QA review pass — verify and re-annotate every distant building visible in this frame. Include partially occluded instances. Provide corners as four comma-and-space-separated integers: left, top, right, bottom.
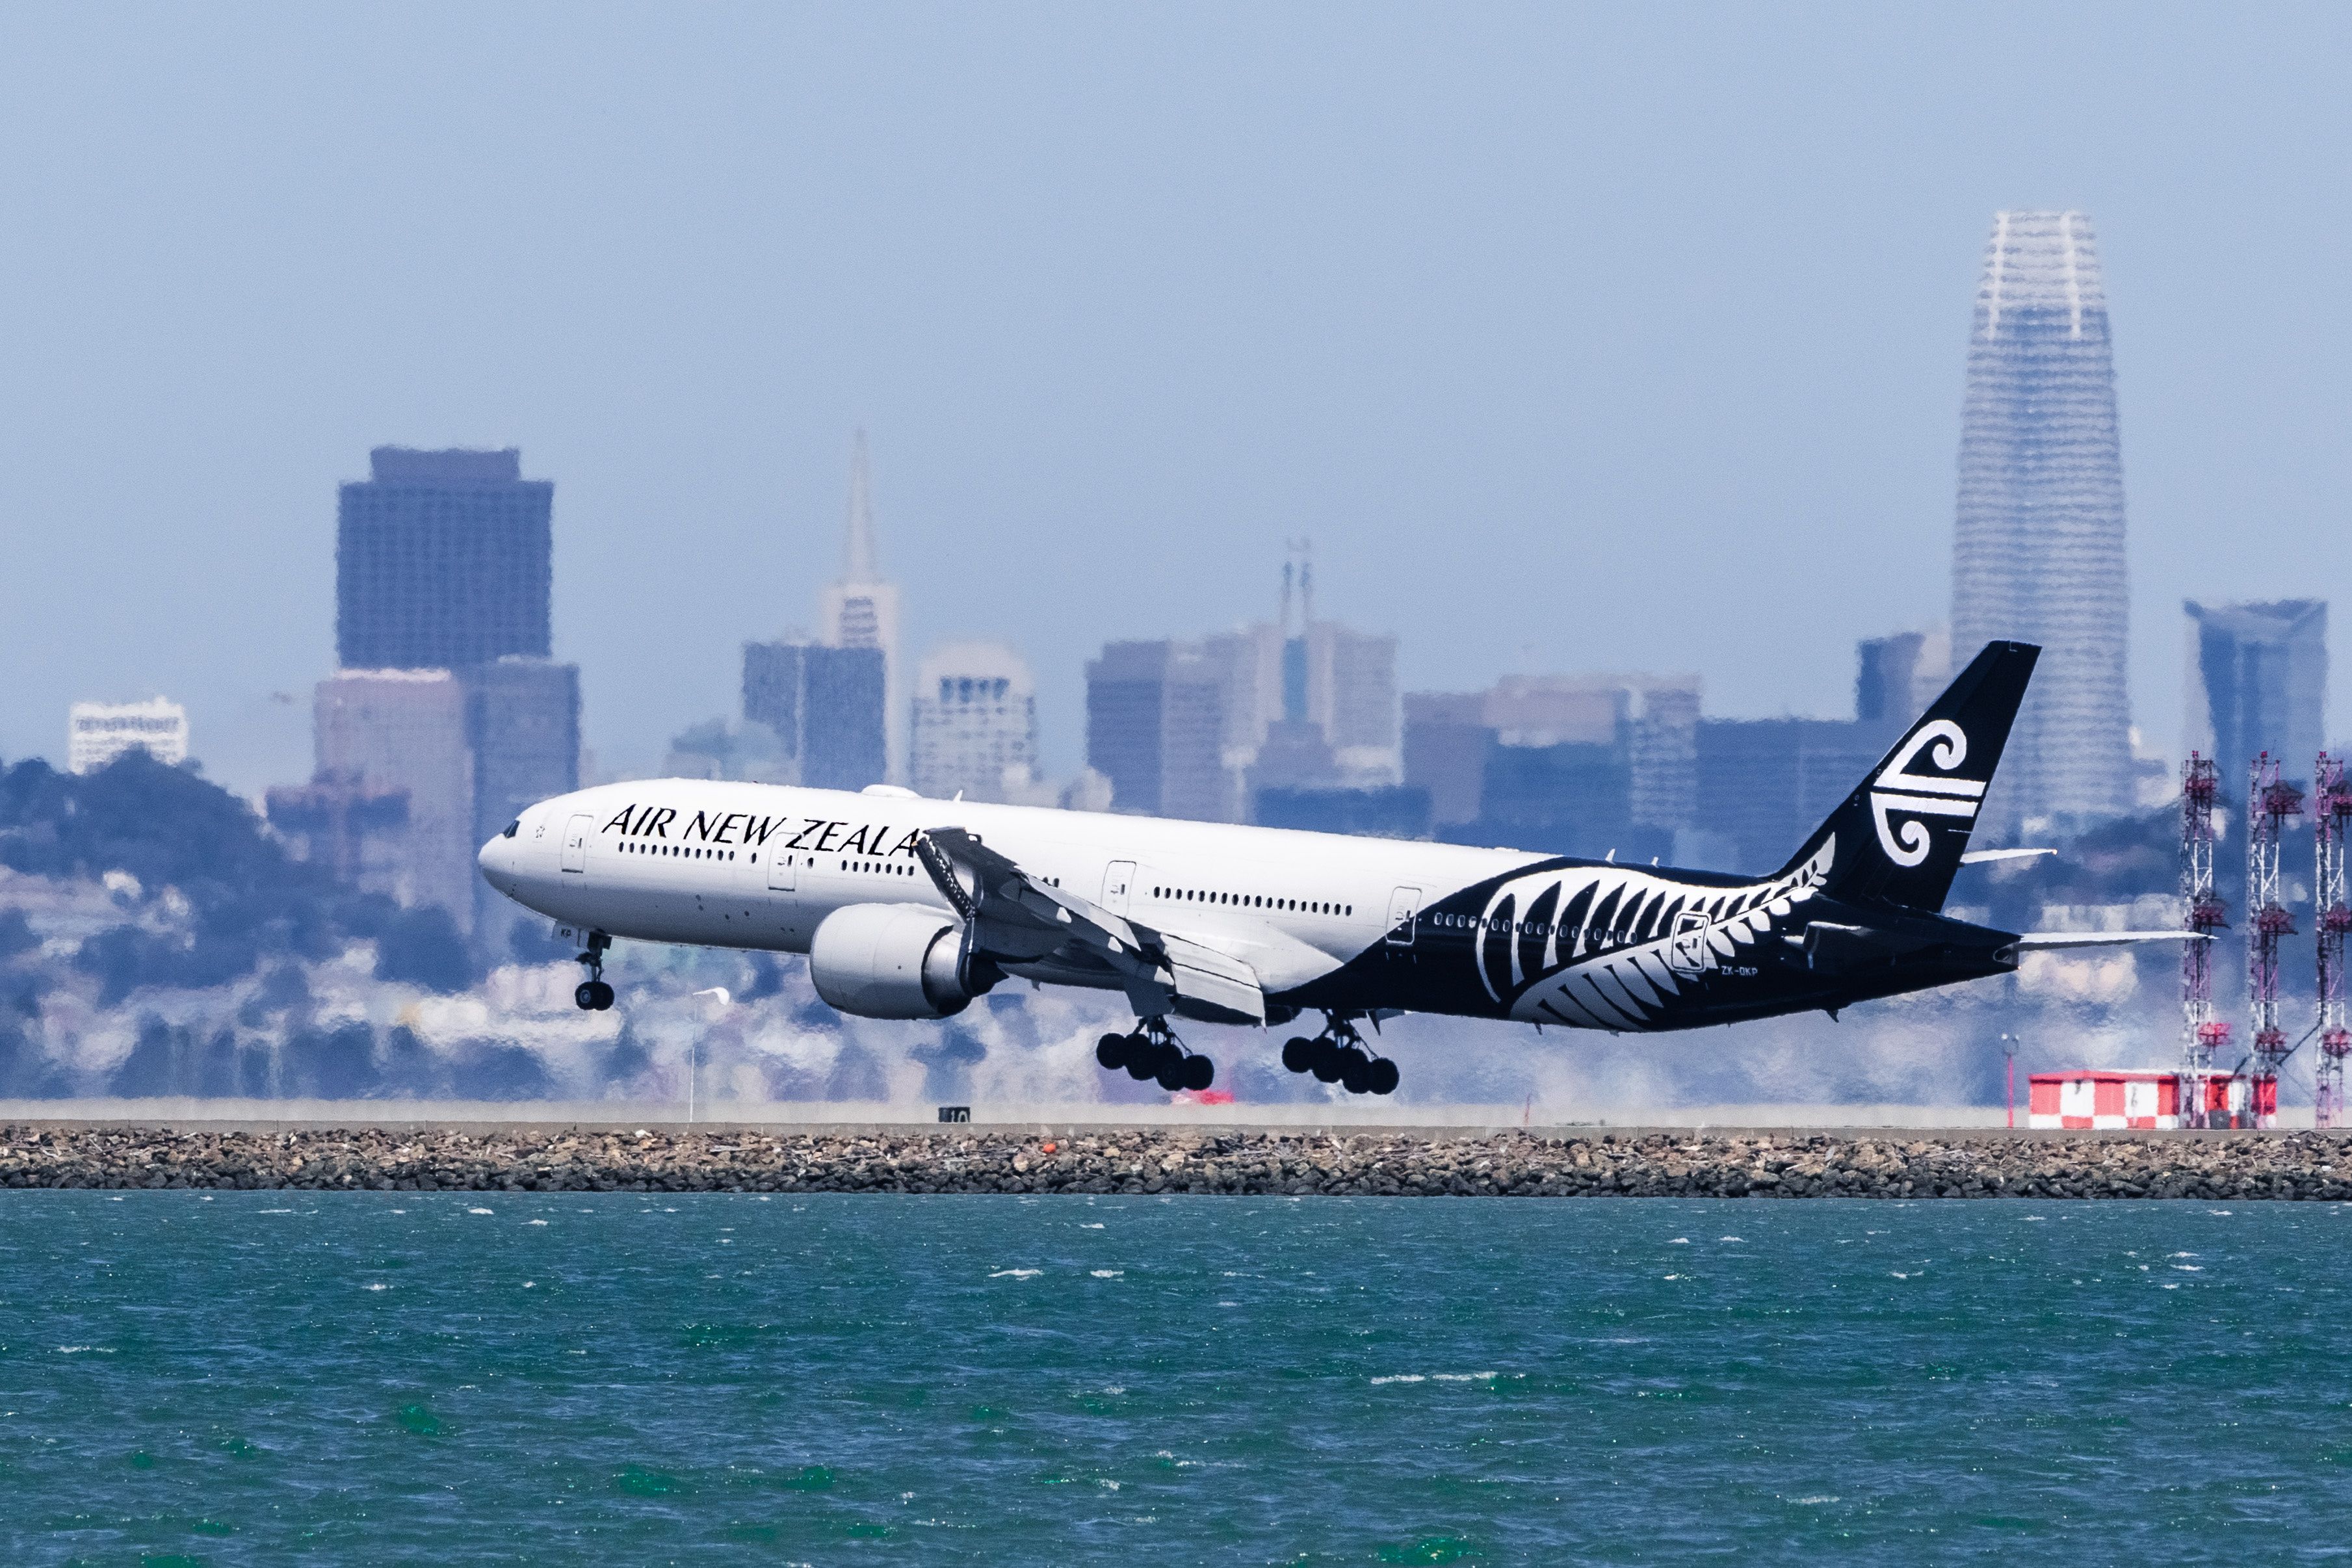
1695, 717, 1886, 875
911, 642, 1041, 802
1403, 672, 1699, 857
1856, 628, 1951, 727
742, 640, 887, 792
466, 656, 581, 941
814, 432, 904, 783
2185, 599, 2327, 781
1211, 549, 1401, 789
1253, 785, 1431, 841
308, 670, 477, 928
336, 447, 553, 671
1952, 211, 2134, 833
1402, 692, 1491, 830
1086, 640, 1231, 821
68, 698, 188, 774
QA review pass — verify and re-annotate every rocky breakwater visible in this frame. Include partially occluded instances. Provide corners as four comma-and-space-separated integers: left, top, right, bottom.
1, 1127, 2351, 1198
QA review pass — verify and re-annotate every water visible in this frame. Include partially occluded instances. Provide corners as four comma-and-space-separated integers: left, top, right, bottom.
2, 1194, 2346, 1564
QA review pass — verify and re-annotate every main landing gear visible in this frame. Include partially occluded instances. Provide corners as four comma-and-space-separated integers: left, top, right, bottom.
1282, 1015, 1398, 1095
573, 930, 615, 1012
1096, 1018, 1214, 1093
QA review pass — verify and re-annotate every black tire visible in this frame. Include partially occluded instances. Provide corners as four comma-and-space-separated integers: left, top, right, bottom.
1339, 1049, 1372, 1094
1281, 1036, 1316, 1073
1181, 1054, 1214, 1092
1125, 1034, 1160, 1080
1309, 1039, 1346, 1083
1154, 1057, 1188, 1091
1366, 1057, 1400, 1096
575, 981, 599, 1012
1096, 1032, 1130, 1070
590, 980, 616, 1011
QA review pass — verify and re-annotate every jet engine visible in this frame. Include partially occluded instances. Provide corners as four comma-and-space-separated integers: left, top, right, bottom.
809, 903, 998, 1020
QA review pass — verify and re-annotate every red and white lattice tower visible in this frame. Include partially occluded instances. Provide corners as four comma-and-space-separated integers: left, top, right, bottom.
2180, 753, 2229, 1127
2247, 752, 2303, 1130
2314, 753, 2352, 1129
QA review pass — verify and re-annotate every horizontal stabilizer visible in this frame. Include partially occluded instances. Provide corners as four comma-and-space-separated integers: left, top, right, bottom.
1959, 847, 2056, 866
2000, 931, 2206, 958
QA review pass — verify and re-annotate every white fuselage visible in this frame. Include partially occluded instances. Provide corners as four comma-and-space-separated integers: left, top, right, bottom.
477, 779, 1543, 1002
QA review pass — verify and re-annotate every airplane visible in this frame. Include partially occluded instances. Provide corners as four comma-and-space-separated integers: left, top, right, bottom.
476, 640, 2188, 1096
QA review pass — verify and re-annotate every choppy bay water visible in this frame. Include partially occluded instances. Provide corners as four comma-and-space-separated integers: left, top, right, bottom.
3, 1195, 2347, 1564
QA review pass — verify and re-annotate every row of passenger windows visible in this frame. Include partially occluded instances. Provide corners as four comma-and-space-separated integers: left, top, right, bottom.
622, 842, 737, 861
1435, 912, 1619, 940
1153, 885, 1351, 918
842, 859, 916, 876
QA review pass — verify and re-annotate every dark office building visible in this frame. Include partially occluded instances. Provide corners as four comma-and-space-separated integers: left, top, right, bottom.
2185, 599, 2327, 784
1403, 692, 1495, 829
468, 657, 581, 848
743, 641, 887, 791
1253, 785, 1431, 841
1085, 640, 1231, 820
337, 447, 553, 670
1694, 718, 1888, 875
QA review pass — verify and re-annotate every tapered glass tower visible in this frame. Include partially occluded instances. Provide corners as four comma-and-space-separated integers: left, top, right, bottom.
1952, 210, 2133, 833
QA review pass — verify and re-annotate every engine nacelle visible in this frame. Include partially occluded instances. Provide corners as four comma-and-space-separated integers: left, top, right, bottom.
809, 903, 993, 1020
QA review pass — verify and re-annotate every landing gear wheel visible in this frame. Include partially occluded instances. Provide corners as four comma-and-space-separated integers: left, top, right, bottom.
1281, 1036, 1316, 1073
573, 930, 614, 1012
1338, 1047, 1373, 1094
1180, 1054, 1214, 1092
1309, 1038, 1346, 1083
1096, 1032, 1130, 1070
1366, 1057, 1400, 1096
1124, 1034, 1160, 1080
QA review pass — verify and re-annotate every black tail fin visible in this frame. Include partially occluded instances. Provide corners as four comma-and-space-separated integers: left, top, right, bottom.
1775, 640, 2039, 912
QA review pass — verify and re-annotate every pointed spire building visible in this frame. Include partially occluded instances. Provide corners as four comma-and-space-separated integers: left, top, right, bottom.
816, 430, 905, 781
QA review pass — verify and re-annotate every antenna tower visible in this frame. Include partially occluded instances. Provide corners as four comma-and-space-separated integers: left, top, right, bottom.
2315, 753, 2352, 1129
2179, 753, 2228, 1127
2247, 752, 2303, 1130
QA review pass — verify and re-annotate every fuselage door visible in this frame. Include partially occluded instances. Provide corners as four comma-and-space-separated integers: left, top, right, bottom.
1668, 911, 1709, 976
560, 813, 594, 874
1385, 885, 1423, 947
766, 847, 798, 892
1102, 860, 1136, 918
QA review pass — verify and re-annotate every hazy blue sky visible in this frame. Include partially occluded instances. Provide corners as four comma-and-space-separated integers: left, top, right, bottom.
3, 3, 2347, 794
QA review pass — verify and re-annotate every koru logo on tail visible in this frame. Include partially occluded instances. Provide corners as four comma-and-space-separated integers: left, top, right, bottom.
1870, 720, 1983, 867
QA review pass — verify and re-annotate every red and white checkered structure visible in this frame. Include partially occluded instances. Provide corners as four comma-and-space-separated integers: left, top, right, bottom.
2028, 1069, 2252, 1130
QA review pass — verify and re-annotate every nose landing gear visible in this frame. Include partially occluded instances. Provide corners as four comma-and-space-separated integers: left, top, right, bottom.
573, 930, 615, 1012
1281, 1014, 1398, 1095
1095, 1017, 1214, 1092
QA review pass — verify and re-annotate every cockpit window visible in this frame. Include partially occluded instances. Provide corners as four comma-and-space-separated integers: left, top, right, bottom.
503, 820, 521, 839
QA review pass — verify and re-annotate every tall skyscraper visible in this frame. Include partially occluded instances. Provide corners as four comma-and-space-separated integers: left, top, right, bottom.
911, 642, 1041, 802
2185, 599, 2327, 783
1952, 211, 2134, 832
337, 448, 553, 670
304, 446, 579, 948
815, 432, 904, 783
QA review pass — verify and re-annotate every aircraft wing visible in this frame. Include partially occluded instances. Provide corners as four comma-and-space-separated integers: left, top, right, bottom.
913, 827, 1266, 1025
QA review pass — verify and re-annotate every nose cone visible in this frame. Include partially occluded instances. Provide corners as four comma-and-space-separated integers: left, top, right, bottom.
478, 833, 517, 893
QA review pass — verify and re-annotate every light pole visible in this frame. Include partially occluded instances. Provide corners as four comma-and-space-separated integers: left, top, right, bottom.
2000, 1032, 2020, 1129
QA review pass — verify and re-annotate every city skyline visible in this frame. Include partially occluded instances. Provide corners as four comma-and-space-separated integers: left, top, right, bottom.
4, 8, 2350, 798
